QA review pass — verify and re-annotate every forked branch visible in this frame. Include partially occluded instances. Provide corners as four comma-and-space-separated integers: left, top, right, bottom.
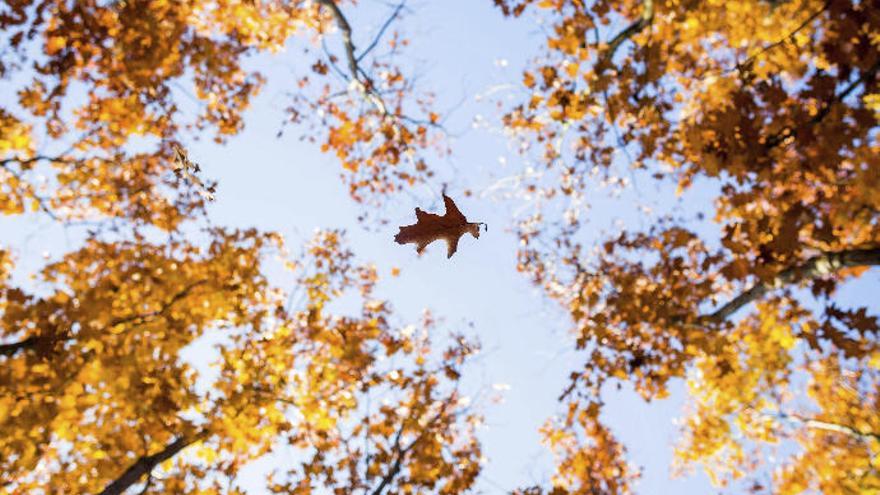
368, 401, 452, 495
315, 0, 391, 115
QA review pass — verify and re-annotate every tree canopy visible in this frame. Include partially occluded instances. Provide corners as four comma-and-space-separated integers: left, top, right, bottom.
1, 0, 878, 493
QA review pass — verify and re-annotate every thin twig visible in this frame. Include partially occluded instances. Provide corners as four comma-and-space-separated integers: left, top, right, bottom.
732, 0, 831, 76
315, 0, 389, 115
0, 155, 66, 220
357, 1, 407, 63
764, 59, 880, 149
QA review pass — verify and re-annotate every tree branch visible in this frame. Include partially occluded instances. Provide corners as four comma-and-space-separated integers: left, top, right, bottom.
704, 248, 880, 324
0, 155, 67, 220
776, 412, 880, 443
598, 0, 654, 70
370, 422, 407, 495
368, 401, 452, 495
315, 0, 389, 115
0, 280, 207, 359
0, 154, 72, 168
357, 1, 406, 63
0, 336, 42, 358
99, 430, 207, 495
764, 59, 880, 149
733, 0, 831, 77
316, 0, 358, 80
107, 279, 208, 330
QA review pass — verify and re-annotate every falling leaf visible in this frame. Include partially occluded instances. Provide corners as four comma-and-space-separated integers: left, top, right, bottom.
394, 194, 485, 258
173, 145, 216, 201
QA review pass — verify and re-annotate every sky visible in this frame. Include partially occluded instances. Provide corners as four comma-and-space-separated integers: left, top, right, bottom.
4, 0, 877, 493
0, 0, 711, 492
176, 1, 717, 491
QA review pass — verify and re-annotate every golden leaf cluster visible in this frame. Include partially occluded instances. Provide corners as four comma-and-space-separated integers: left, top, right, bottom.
498, 0, 880, 491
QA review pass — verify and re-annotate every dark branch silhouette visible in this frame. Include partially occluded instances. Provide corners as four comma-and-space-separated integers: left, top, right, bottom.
369, 402, 452, 495
764, 59, 880, 149
357, 1, 407, 63
0, 336, 42, 358
99, 431, 207, 495
704, 248, 880, 324
0, 280, 207, 359
598, 0, 654, 70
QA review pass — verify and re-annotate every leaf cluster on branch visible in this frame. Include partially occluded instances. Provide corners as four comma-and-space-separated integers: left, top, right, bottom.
496, 0, 880, 491
0, 1, 477, 493
1, 0, 879, 493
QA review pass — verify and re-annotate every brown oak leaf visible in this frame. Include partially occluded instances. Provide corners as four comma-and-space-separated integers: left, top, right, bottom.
394, 194, 485, 258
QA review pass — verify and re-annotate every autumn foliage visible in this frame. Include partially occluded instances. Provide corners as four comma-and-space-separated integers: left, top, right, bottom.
497, 0, 880, 492
1, 1, 472, 493
2, 0, 879, 493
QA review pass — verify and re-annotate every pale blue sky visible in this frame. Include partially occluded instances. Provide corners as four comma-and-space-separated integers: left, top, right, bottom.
4, 0, 877, 493
176, 1, 717, 491
0, 0, 713, 492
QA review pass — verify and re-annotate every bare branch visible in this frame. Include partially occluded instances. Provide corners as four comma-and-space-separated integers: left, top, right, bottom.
704, 248, 880, 324
357, 1, 407, 63
315, 0, 389, 115
315, 0, 359, 78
